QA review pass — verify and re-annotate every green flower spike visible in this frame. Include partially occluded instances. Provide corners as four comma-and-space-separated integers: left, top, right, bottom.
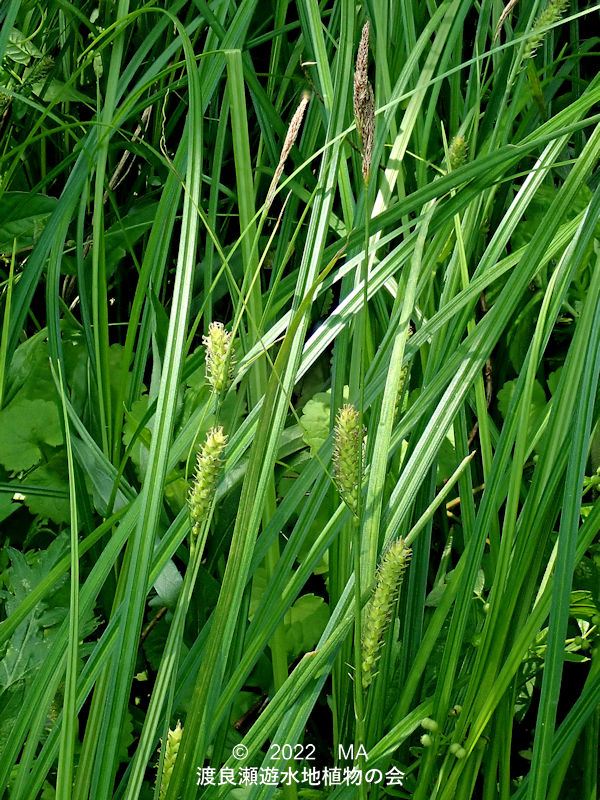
157, 721, 183, 800
333, 404, 365, 517
203, 321, 235, 394
188, 426, 228, 538
361, 539, 411, 689
394, 326, 413, 422
448, 135, 468, 170
521, 0, 569, 65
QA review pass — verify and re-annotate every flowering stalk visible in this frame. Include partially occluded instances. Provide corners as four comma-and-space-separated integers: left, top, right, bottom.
333, 404, 365, 517
157, 721, 183, 800
265, 93, 310, 210
362, 539, 411, 689
188, 427, 227, 544
448, 135, 468, 171
333, 401, 368, 799
353, 21, 375, 185
203, 321, 235, 395
394, 326, 413, 423
521, 0, 569, 66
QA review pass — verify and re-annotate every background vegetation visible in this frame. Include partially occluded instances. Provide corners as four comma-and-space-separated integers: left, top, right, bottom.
1, 0, 600, 798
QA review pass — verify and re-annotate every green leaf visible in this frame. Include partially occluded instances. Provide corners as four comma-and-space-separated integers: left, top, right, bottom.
151, 559, 183, 612
295, 502, 331, 577
0, 682, 26, 756
497, 378, 547, 444
0, 193, 57, 253
250, 575, 328, 659
108, 344, 131, 424
248, 568, 268, 622
300, 391, 331, 456
122, 396, 152, 478
437, 428, 459, 483
21, 455, 70, 524
0, 539, 69, 690
425, 573, 453, 608
569, 590, 598, 621
141, 620, 169, 672
117, 710, 134, 764
97, 203, 158, 280
473, 568, 485, 598
0, 493, 18, 524
547, 367, 563, 396
3, 334, 56, 405
5, 29, 43, 65
508, 297, 542, 372
163, 475, 189, 516
512, 184, 600, 282
0, 398, 63, 471
299, 388, 349, 457
282, 594, 329, 660
31, 78, 91, 105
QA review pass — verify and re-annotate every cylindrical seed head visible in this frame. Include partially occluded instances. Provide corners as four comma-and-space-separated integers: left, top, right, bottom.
188, 427, 228, 537
333, 404, 365, 517
361, 539, 411, 689
158, 721, 183, 800
203, 321, 235, 394
448, 135, 468, 170
521, 0, 569, 65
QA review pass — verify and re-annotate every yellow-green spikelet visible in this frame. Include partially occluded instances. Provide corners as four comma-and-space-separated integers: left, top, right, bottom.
158, 721, 183, 800
521, 0, 569, 65
393, 326, 413, 422
333, 404, 364, 517
448, 135, 468, 171
203, 321, 235, 394
188, 427, 227, 537
362, 539, 411, 689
